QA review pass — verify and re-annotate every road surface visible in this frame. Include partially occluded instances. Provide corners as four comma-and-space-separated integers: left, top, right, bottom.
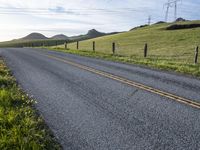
1, 48, 200, 150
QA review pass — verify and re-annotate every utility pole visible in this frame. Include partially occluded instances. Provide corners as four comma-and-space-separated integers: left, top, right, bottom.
148, 16, 151, 25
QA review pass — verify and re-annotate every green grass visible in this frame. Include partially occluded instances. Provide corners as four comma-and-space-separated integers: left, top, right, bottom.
47, 21, 200, 77
0, 39, 66, 48
56, 21, 200, 63
43, 47, 200, 77
0, 58, 61, 149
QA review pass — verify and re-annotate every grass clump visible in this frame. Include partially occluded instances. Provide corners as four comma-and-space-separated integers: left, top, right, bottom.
0, 58, 61, 150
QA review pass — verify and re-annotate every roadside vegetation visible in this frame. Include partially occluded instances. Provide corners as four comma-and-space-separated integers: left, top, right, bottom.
63, 20, 200, 59
45, 47, 200, 78
0, 57, 61, 149
0, 39, 66, 48
47, 20, 200, 77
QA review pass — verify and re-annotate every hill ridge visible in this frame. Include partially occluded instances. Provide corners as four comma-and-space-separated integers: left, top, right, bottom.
22, 32, 48, 40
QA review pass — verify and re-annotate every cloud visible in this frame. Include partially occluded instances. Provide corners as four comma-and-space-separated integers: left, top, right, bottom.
0, 0, 199, 41
49, 6, 65, 13
48, 6, 89, 16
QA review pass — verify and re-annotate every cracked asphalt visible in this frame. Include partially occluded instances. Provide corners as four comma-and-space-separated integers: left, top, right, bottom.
1, 48, 200, 150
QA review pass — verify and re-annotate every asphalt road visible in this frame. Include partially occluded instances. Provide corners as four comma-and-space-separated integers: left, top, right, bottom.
1, 48, 200, 150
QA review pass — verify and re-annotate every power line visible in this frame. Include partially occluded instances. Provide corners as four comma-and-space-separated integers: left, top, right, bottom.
0, 6, 158, 18
0, 6, 141, 12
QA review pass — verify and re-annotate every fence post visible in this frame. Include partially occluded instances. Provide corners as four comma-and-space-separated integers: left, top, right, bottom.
77, 41, 79, 50
144, 43, 148, 57
112, 42, 115, 54
93, 41, 95, 52
195, 46, 199, 64
65, 42, 68, 50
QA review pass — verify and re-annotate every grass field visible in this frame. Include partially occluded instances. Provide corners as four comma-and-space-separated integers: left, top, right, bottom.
45, 47, 200, 77
0, 58, 61, 149
0, 39, 66, 48
56, 20, 200, 64
48, 21, 200, 77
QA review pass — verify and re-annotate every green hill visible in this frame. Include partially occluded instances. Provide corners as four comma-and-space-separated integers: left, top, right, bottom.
47, 20, 200, 77
67, 29, 119, 41
0, 39, 66, 48
51, 34, 68, 40
0, 29, 119, 48
58, 20, 200, 65
21, 33, 48, 40
0, 32, 67, 48
1, 20, 199, 76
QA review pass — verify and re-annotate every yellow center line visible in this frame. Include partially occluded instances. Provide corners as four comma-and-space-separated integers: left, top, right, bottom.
43, 53, 200, 109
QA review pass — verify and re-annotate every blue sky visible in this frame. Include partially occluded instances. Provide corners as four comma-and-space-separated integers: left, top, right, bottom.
0, 0, 199, 41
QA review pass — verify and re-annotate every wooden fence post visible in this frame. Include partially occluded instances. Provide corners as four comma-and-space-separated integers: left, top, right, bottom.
144, 43, 148, 57
195, 46, 199, 64
93, 41, 95, 52
112, 42, 115, 54
65, 42, 68, 50
77, 41, 79, 50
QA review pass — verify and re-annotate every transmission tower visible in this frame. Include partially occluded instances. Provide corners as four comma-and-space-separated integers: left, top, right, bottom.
174, 0, 182, 20
164, 0, 181, 22
164, 0, 172, 22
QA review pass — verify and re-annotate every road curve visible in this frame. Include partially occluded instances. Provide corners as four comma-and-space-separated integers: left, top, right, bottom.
1, 48, 200, 150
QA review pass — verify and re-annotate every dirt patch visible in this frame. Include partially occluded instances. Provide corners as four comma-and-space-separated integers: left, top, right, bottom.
166, 24, 200, 30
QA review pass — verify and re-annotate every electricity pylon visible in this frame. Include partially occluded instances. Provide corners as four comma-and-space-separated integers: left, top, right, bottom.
164, 0, 181, 22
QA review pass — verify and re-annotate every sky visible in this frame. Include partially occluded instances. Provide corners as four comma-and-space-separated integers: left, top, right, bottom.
0, 0, 199, 41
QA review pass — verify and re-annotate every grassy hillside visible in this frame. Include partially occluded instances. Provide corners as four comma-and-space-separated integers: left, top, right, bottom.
56, 20, 200, 64
0, 39, 66, 48
46, 20, 200, 77
0, 29, 119, 48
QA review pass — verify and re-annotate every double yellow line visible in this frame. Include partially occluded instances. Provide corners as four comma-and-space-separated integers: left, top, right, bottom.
44, 53, 200, 109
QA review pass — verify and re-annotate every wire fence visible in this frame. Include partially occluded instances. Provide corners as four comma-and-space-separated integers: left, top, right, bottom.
63, 40, 199, 65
